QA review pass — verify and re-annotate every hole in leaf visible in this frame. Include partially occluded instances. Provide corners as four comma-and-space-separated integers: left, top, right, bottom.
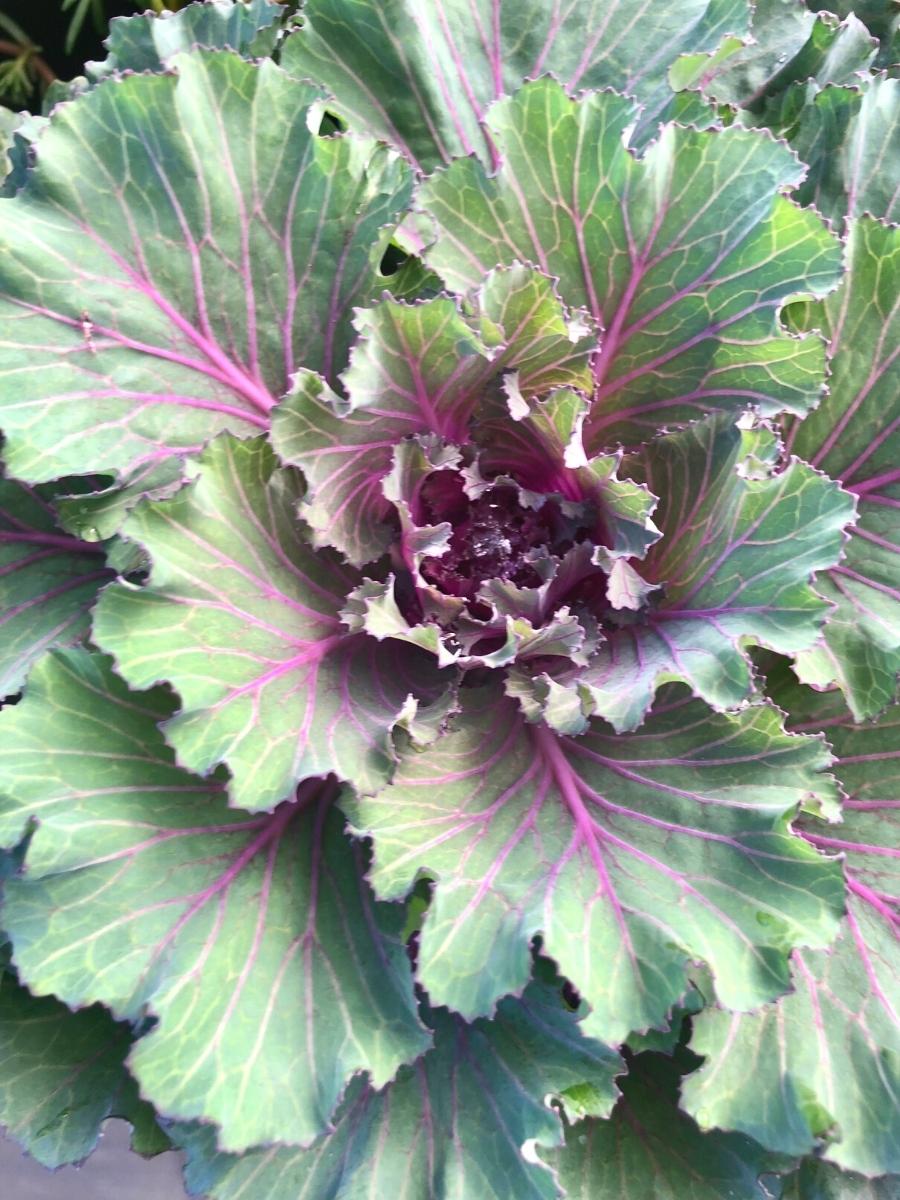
317, 109, 346, 136
380, 242, 409, 277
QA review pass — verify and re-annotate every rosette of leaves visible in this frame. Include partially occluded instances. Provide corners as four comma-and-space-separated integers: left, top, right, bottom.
0, 1, 898, 1198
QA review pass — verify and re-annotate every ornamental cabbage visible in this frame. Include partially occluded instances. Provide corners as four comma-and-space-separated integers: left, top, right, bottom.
0, 2, 897, 1198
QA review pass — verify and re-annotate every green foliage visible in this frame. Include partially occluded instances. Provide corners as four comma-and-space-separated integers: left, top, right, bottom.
0, 2, 897, 1198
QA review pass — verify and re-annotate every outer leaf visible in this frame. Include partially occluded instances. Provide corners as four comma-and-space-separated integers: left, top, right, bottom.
681, 680, 900, 1176
670, 0, 877, 115
577, 416, 854, 730
792, 76, 900, 229
421, 79, 842, 447
0, 477, 113, 697
778, 1159, 900, 1199
347, 679, 844, 1043
0, 648, 429, 1151
0, 108, 22, 168
93, 436, 446, 809
176, 975, 624, 1200
88, 0, 283, 79
273, 266, 594, 565
0, 968, 165, 1169
54, 458, 188, 543
0, 51, 410, 485
283, 0, 750, 171
786, 217, 900, 717
542, 1049, 780, 1200
807, 0, 900, 54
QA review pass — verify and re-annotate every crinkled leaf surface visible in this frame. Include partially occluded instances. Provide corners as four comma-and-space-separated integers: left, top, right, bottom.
471, 386, 661, 558
273, 266, 594, 564
176, 974, 623, 1200
0, 967, 165, 1169
347, 680, 844, 1043
0, 648, 429, 1151
541, 1049, 780, 1200
420, 79, 842, 447
0, 51, 410, 485
681, 679, 900, 1176
786, 217, 900, 717
791, 76, 899, 229
87, 0, 283, 80
0, 476, 113, 697
577, 416, 854, 730
283, 0, 750, 171
93, 436, 447, 809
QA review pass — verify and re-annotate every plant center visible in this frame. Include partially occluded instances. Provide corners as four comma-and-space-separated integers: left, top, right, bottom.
418, 473, 562, 602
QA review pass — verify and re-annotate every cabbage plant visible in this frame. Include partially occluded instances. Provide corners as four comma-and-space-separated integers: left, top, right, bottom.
0, 1, 897, 1197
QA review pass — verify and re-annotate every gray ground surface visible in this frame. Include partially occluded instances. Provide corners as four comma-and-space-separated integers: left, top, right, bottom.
0, 1121, 191, 1198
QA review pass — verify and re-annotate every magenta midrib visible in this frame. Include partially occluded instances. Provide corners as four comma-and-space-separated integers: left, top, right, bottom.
74, 219, 278, 416
0, 529, 106, 555
533, 720, 640, 957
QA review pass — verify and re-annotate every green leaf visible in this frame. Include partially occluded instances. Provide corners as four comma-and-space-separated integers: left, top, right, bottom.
670, 0, 877, 118
5, 1003, 167, 1169
88, 0, 284, 80
0, 51, 411, 487
273, 266, 594, 565
792, 76, 899, 229
785, 217, 900, 717
541, 1049, 781, 1200
577, 415, 854, 730
0, 648, 429, 1151
0, 967, 166, 1169
283, 0, 750, 171
0, 476, 113, 698
807, 0, 900, 57
54, 458, 188, 544
681, 679, 900, 1176
93, 435, 447, 809
777, 1159, 900, 1200
347, 679, 844, 1044
420, 78, 842, 447
176, 973, 624, 1200
472, 387, 661, 559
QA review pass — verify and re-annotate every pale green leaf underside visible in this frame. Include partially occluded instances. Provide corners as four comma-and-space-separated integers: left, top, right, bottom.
0, 648, 428, 1152
0, 51, 410, 486
349, 681, 843, 1044
177, 976, 623, 1200
787, 217, 900, 718
93, 436, 447, 809
420, 79, 841, 448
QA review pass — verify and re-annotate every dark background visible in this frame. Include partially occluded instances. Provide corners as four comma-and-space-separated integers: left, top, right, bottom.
1, 0, 135, 109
